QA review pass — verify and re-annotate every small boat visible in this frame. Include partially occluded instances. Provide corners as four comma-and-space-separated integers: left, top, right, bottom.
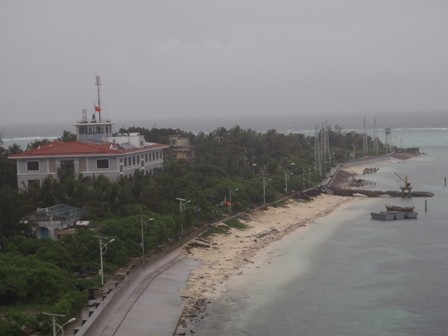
411, 191, 435, 197
392, 211, 406, 220
370, 211, 396, 221
385, 205, 415, 212
404, 211, 418, 219
371, 210, 418, 221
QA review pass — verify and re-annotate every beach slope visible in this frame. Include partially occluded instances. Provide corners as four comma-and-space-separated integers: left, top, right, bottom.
178, 194, 353, 332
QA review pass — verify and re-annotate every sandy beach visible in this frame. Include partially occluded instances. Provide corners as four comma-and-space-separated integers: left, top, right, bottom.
178, 193, 354, 330
177, 154, 415, 333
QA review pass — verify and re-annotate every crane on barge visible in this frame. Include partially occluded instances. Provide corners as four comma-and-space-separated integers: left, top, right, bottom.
394, 172, 412, 197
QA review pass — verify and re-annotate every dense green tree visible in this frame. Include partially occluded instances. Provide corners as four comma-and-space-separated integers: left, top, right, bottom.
0, 124, 391, 330
0, 253, 77, 305
27, 138, 50, 150
59, 130, 76, 142
0, 146, 19, 187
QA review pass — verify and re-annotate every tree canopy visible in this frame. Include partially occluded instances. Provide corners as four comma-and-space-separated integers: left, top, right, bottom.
0, 124, 389, 333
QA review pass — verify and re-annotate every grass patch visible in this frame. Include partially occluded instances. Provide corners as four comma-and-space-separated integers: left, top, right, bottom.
198, 224, 231, 240
185, 219, 249, 253
272, 200, 288, 208
208, 225, 231, 235
224, 218, 249, 230
199, 218, 248, 239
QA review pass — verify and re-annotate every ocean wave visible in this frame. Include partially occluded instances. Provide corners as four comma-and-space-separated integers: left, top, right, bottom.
3, 136, 58, 142
400, 128, 448, 131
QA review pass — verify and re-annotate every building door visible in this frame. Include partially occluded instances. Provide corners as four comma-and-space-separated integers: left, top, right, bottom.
36, 227, 50, 239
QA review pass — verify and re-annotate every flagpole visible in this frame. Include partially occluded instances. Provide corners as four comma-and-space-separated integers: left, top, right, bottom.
95, 75, 102, 122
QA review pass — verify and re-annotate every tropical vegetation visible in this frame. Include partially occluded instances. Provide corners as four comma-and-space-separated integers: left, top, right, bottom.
0, 125, 389, 334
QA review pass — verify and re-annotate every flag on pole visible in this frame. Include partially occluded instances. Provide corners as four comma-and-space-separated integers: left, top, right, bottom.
95, 105, 101, 112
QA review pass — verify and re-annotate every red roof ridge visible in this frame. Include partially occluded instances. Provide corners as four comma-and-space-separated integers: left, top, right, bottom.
9, 140, 168, 158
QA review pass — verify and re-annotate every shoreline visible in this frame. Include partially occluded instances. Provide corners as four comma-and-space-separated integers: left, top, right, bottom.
176, 153, 419, 334
173, 150, 423, 334
177, 194, 355, 333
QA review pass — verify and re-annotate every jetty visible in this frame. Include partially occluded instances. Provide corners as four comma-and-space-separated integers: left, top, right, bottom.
329, 188, 433, 198
323, 151, 434, 198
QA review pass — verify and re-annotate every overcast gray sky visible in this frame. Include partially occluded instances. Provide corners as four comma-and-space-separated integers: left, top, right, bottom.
1, 1, 448, 127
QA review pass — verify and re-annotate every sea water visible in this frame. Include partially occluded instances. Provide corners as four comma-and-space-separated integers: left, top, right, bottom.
191, 129, 448, 336
4, 120, 448, 335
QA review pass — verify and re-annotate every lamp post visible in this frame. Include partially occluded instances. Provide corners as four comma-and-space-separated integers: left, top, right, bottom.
302, 168, 306, 190
176, 197, 191, 213
252, 163, 257, 174
284, 172, 293, 194
262, 177, 271, 204
176, 198, 190, 233
97, 236, 115, 285
42, 312, 76, 336
140, 216, 154, 261
228, 187, 238, 215
308, 168, 311, 187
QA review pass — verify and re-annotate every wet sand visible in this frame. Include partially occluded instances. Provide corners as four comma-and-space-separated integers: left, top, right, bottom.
176, 154, 414, 334
177, 194, 354, 332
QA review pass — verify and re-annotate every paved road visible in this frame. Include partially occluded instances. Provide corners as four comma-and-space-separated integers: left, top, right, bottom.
78, 250, 198, 336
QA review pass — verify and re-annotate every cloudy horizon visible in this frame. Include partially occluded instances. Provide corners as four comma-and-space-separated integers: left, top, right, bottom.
1, 1, 448, 128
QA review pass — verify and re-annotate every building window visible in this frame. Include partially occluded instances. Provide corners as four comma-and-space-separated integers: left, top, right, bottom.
97, 159, 109, 169
60, 160, 75, 173
133, 156, 136, 165
27, 161, 39, 171
128, 157, 131, 166
28, 179, 40, 189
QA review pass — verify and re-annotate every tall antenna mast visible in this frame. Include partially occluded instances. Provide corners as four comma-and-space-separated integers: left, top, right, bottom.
373, 117, 378, 154
385, 127, 393, 152
95, 75, 102, 122
362, 116, 368, 154
314, 125, 322, 176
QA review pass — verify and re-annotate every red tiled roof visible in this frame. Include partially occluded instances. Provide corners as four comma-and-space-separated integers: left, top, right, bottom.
9, 141, 168, 158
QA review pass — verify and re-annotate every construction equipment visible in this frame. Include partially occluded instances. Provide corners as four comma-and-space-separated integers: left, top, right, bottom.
394, 172, 412, 196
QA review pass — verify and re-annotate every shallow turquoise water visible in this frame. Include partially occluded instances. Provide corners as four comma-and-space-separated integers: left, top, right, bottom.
193, 130, 448, 336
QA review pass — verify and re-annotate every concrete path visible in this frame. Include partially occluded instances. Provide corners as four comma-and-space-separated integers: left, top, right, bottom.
78, 250, 198, 336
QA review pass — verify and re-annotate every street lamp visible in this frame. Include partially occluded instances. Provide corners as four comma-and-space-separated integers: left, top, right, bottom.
262, 177, 271, 204
176, 197, 191, 213
252, 163, 257, 174
97, 236, 115, 285
42, 312, 76, 336
308, 168, 311, 187
228, 187, 238, 215
284, 172, 293, 194
176, 198, 190, 233
302, 168, 306, 190
140, 216, 154, 261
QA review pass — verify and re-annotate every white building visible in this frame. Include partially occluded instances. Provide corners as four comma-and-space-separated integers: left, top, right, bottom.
10, 116, 168, 191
